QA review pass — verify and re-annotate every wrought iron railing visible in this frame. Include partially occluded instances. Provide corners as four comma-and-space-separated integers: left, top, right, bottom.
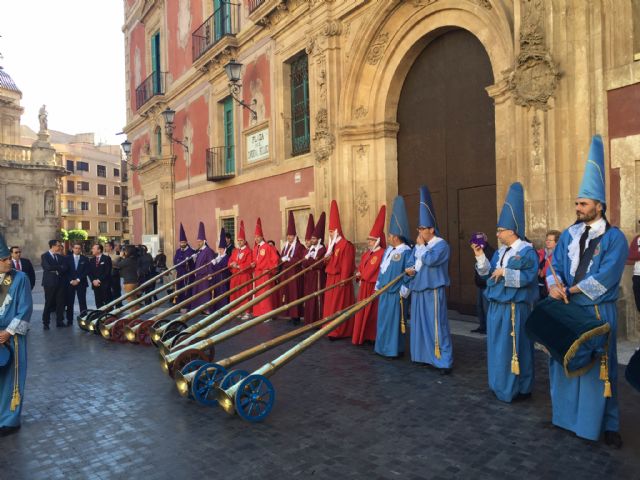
192, 2, 239, 62
248, 0, 267, 14
135, 71, 166, 110
206, 146, 235, 181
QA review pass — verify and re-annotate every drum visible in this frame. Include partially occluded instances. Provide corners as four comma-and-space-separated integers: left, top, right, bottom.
625, 349, 640, 393
525, 297, 610, 377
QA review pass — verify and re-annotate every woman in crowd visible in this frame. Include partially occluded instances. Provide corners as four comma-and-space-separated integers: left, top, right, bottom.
537, 230, 560, 298
119, 245, 140, 311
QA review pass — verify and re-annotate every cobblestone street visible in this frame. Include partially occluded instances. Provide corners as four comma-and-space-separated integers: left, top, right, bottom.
1, 273, 639, 480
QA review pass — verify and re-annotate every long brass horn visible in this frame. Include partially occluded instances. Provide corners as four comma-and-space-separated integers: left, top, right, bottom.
174, 302, 358, 400
99, 266, 231, 341
150, 265, 275, 346
123, 265, 245, 344
216, 272, 405, 422
162, 257, 324, 361
163, 273, 355, 376
86, 261, 212, 333
155, 257, 314, 352
77, 254, 196, 328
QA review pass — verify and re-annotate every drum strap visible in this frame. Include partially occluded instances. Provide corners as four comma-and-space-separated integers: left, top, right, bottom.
510, 302, 520, 375
595, 305, 612, 398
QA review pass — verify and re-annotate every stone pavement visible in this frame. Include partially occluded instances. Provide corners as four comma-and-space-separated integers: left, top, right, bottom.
0, 271, 639, 480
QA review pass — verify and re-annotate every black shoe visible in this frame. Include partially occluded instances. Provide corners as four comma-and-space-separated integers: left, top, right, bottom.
292, 318, 301, 326
471, 327, 486, 334
43, 324, 50, 330
56, 323, 64, 328
515, 392, 532, 401
439, 368, 452, 375
604, 431, 623, 449
0, 425, 20, 437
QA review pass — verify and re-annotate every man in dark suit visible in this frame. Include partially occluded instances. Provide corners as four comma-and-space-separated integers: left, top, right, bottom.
10, 246, 36, 290
64, 242, 89, 325
41, 239, 68, 329
88, 243, 112, 308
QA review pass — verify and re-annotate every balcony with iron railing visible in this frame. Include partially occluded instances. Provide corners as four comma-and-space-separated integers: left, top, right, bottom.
135, 71, 166, 110
192, 2, 240, 63
247, 0, 285, 27
206, 146, 235, 181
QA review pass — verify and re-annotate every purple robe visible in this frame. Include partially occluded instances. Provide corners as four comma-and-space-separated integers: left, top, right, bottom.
210, 253, 231, 311
190, 245, 217, 311
173, 246, 195, 304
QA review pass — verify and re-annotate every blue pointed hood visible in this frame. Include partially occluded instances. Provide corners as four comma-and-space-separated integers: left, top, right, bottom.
577, 134, 606, 205
0, 231, 9, 258
389, 196, 410, 243
418, 185, 439, 235
497, 182, 525, 238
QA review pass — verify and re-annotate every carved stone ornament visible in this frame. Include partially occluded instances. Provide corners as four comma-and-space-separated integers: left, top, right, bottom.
316, 108, 328, 131
322, 20, 342, 37
313, 130, 335, 164
412, 0, 491, 8
356, 187, 369, 218
507, 51, 559, 110
353, 106, 368, 119
531, 113, 541, 165
366, 32, 389, 65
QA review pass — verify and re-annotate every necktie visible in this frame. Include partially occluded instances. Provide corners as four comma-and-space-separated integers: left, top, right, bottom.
579, 226, 591, 260
499, 247, 512, 267
96, 256, 100, 267
75, 256, 79, 270
15, 260, 21, 271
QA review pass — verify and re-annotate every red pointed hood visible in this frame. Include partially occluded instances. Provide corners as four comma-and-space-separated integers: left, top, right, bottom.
254, 217, 264, 238
368, 205, 386, 249
286, 210, 296, 236
238, 220, 246, 241
328, 200, 343, 236
304, 213, 315, 241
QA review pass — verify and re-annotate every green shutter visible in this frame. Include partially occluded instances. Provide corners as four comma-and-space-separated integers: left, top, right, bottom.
214, 0, 231, 41
151, 32, 161, 94
291, 54, 310, 156
223, 97, 235, 173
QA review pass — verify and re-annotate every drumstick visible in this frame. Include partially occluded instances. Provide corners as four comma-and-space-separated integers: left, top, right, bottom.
546, 256, 569, 304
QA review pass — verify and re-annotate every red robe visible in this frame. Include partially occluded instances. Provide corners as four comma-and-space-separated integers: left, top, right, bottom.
229, 245, 254, 309
279, 240, 306, 318
302, 244, 327, 324
352, 248, 384, 344
324, 237, 356, 338
253, 242, 280, 316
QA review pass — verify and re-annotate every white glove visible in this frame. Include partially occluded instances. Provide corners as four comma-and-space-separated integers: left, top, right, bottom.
400, 285, 410, 298
190, 253, 198, 261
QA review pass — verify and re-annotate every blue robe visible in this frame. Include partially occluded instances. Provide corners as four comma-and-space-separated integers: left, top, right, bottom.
477, 240, 538, 402
0, 270, 33, 428
210, 253, 231, 311
547, 221, 627, 440
190, 245, 216, 311
407, 238, 453, 368
374, 244, 412, 357
173, 246, 195, 304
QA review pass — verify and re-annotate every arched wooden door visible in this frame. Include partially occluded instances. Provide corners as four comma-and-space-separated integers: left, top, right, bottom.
397, 29, 496, 314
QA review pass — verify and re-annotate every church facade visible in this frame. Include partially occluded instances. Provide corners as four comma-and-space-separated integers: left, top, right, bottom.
122, 0, 640, 340
0, 67, 67, 263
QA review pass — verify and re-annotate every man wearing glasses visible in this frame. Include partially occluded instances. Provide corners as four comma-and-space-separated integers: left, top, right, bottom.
9, 247, 35, 290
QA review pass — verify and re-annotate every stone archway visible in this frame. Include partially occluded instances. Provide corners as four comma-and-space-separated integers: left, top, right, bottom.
337, 2, 515, 302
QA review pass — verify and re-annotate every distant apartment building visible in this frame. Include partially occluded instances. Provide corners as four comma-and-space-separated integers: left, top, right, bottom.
56, 134, 126, 243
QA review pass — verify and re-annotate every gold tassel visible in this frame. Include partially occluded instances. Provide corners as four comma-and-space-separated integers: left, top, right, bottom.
399, 296, 406, 335
434, 291, 441, 359
594, 305, 612, 398
599, 354, 607, 381
10, 335, 21, 412
510, 302, 520, 376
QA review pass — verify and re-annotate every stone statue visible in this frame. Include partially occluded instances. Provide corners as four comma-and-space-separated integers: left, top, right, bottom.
44, 191, 55, 215
38, 105, 48, 132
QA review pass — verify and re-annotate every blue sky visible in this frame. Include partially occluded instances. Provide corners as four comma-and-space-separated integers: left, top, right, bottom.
0, 1, 126, 145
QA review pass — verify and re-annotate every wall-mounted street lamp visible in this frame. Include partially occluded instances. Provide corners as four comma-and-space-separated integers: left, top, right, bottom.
120, 139, 139, 171
224, 59, 257, 122
161, 107, 189, 153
